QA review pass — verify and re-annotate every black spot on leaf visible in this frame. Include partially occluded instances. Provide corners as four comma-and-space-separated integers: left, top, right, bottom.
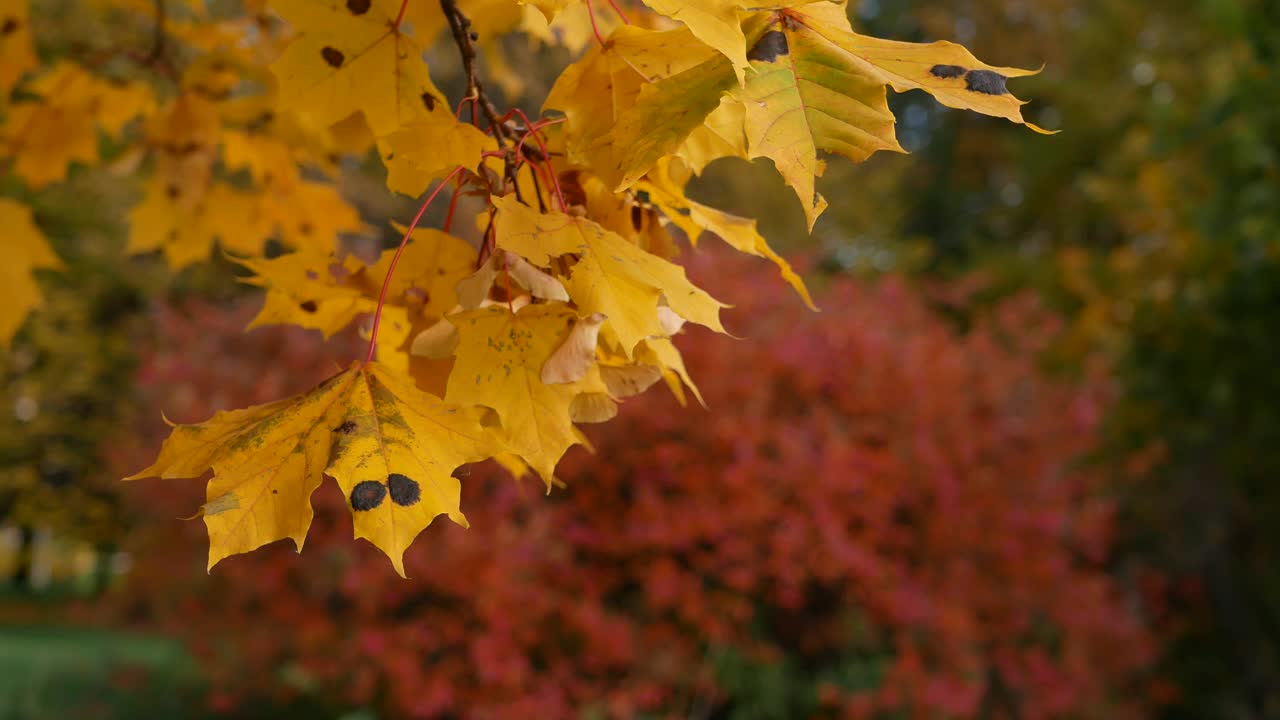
421, 92, 438, 111
350, 480, 387, 511
1, 17, 20, 35
929, 64, 967, 79
747, 30, 789, 63
345, 0, 371, 14
299, 300, 318, 313
321, 47, 345, 69
387, 473, 421, 507
335, 420, 358, 434
965, 69, 1009, 95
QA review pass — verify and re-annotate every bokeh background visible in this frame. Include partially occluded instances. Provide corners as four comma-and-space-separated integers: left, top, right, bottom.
4, 0, 1280, 717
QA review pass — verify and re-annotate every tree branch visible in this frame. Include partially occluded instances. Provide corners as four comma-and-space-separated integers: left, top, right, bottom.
440, 0, 509, 145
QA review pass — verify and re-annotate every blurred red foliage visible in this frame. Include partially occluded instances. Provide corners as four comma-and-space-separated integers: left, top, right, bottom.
98, 253, 1157, 718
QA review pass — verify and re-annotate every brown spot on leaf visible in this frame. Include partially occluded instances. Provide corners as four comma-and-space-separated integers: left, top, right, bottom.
421, 92, 438, 111
321, 46, 345, 68
965, 69, 1009, 95
335, 420, 358, 434
345, 0, 371, 14
299, 300, 318, 313
747, 30, 789, 63
387, 473, 421, 507
299, 221, 313, 236
929, 64, 967, 79
350, 480, 386, 511
165, 184, 181, 200
1, 17, 19, 35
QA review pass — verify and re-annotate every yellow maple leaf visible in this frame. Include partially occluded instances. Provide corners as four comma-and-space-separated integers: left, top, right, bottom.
595, 7, 1047, 223
812, 25, 1053, 133
378, 113, 497, 197
234, 249, 374, 338
637, 0, 827, 82
270, 0, 447, 137
595, 50, 737, 191
129, 362, 502, 576
0, 0, 37, 97
637, 336, 704, 407
492, 194, 726, 355
146, 93, 222, 207
640, 159, 815, 309
371, 224, 479, 318
1, 63, 153, 188
127, 180, 276, 268
736, 16, 903, 230
0, 199, 63, 345
265, 179, 366, 254
222, 129, 302, 192
673, 94, 747, 174
519, 1, 623, 54
445, 302, 600, 487
543, 24, 720, 181
519, 0, 572, 23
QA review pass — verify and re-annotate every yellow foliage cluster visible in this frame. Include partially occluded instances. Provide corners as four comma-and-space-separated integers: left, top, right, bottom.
0, 0, 1045, 573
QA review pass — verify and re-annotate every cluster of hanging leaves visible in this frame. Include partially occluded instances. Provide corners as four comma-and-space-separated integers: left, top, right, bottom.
1, 0, 1047, 573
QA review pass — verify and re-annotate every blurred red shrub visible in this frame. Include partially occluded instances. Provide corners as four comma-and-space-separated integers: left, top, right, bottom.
100, 253, 1157, 718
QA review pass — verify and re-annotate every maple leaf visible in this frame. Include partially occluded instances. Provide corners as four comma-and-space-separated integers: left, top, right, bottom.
673, 95, 748, 174
128, 362, 502, 576
519, 0, 572, 23
736, 12, 903, 230
608, 64, 737, 189
265, 180, 366, 254
0, 0, 37, 97
593, 7, 1047, 224
638, 336, 705, 407
640, 159, 815, 309
222, 129, 303, 193
127, 180, 275, 268
270, 0, 446, 137
739, 7, 1051, 228
445, 302, 602, 487
0, 198, 63, 345
542, 25, 719, 177
492, 194, 727, 355
233, 250, 374, 338
378, 113, 497, 197
637, 0, 827, 81
146, 93, 222, 207
370, 224, 479, 318
0, 62, 153, 188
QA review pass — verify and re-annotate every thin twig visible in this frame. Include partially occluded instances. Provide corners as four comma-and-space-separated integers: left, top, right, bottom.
440, 0, 508, 145
145, 0, 167, 64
